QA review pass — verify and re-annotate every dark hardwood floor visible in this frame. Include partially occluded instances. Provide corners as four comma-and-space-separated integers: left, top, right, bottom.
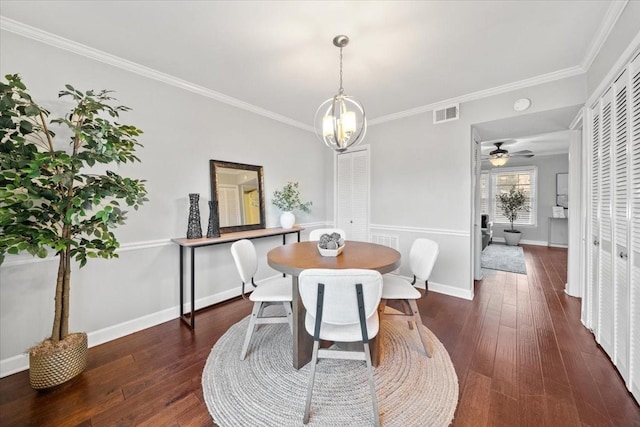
1, 245, 638, 426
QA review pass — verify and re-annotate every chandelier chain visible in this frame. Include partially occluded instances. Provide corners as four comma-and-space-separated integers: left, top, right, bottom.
339, 47, 344, 94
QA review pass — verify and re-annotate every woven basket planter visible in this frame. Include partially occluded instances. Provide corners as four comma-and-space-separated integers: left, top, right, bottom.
29, 332, 88, 389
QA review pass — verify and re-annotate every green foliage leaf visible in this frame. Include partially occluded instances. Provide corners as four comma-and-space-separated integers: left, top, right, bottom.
0, 73, 148, 281
272, 181, 312, 213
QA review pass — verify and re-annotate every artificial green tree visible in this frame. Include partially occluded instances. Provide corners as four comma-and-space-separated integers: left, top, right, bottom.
0, 74, 148, 348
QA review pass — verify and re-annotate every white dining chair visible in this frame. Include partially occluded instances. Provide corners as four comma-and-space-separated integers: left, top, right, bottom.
378, 238, 439, 358
308, 228, 346, 241
230, 239, 293, 360
298, 268, 382, 426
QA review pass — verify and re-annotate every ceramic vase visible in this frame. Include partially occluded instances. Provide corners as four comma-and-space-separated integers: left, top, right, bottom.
280, 211, 295, 229
206, 200, 220, 238
186, 193, 202, 239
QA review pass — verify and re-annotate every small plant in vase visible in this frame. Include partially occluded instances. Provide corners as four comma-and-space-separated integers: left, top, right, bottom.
497, 186, 530, 246
272, 181, 311, 229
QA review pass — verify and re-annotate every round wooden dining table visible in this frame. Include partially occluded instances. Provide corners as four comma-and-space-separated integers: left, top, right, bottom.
267, 241, 401, 369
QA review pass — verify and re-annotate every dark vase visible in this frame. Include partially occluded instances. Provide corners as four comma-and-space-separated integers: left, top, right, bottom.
186, 193, 202, 239
206, 200, 220, 238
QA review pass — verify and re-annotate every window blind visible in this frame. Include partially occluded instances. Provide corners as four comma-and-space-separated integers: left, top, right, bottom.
480, 172, 489, 215
491, 166, 537, 226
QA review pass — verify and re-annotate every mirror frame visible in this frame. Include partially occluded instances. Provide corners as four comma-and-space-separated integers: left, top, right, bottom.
209, 160, 265, 233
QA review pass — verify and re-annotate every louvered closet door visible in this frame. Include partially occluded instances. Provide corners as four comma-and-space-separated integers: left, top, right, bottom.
613, 70, 630, 380
629, 54, 640, 400
589, 104, 601, 332
336, 149, 370, 242
598, 88, 615, 356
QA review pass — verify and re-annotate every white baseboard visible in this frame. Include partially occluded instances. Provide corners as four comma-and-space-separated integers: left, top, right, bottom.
1, 286, 248, 378
0, 354, 28, 378
492, 237, 548, 246
387, 274, 474, 301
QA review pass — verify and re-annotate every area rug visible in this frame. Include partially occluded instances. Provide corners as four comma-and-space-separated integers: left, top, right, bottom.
481, 243, 527, 274
202, 309, 459, 426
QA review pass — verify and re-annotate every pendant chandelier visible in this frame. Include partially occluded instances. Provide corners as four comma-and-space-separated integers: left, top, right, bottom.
314, 35, 366, 152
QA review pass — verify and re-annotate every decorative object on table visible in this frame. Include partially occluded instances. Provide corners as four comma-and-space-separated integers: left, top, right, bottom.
206, 200, 220, 238
309, 228, 346, 241
201, 306, 459, 427
0, 74, 148, 389
497, 186, 530, 246
271, 181, 312, 229
314, 35, 366, 152
556, 172, 569, 208
317, 232, 345, 257
481, 243, 527, 274
186, 193, 203, 239
552, 206, 565, 218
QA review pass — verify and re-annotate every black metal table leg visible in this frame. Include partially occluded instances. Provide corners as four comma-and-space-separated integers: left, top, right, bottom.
179, 245, 184, 321
179, 246, 195, 329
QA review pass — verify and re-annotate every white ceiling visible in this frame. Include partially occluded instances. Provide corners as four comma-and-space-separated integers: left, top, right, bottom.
0, 1, 614, 130
476, 104, 582, 157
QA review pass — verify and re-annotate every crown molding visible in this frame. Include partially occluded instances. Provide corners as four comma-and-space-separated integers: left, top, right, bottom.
0, 17, 314, 133
368, 66, 585, 126
586, 30, 640, 107
580, 0, 628, 71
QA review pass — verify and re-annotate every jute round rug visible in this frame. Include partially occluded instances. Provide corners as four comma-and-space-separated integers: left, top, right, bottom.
202, 308, 458, 426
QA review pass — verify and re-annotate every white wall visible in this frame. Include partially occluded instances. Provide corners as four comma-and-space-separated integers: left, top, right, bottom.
362, 76, 585, 299
482, 153, 570, 245
0, 31, 326, 374
586, 1, 640, 98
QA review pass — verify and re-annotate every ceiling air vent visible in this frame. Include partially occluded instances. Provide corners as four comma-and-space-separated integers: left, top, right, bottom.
433, 103, 459, 124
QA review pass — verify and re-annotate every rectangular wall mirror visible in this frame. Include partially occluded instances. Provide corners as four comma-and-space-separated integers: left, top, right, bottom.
210, 160, 265, 233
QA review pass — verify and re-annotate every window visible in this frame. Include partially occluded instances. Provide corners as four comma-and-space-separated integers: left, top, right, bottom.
480, 172, 489, 215
486, 166, 537, 226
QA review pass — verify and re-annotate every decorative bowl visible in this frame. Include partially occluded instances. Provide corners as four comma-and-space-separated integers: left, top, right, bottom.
317, 243, 345, 257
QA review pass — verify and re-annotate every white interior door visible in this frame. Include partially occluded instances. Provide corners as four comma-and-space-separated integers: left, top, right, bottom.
597, 88, 614, 356
588, 103, 600, 333
587, 52, 639, 401
613, 69, 630, 380
336, 147, 370, 242
628, 54, 640, 400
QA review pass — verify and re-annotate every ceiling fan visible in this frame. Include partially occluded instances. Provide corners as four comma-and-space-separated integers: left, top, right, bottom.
482, 141, 534, 167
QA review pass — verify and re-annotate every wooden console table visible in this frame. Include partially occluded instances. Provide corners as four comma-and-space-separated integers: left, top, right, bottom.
171, 226, 303, 328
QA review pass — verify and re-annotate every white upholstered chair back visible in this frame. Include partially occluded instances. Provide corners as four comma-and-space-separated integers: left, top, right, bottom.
409, 238, 439, 282
230, 239, 258, 284
299, 269, 382, 326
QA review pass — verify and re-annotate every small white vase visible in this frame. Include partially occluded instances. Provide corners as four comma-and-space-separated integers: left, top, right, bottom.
280, 211, 295, 229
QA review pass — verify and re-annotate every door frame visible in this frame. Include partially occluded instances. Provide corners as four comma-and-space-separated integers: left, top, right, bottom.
567, 111, 585, 299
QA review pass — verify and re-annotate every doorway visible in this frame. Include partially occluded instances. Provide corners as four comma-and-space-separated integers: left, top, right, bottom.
471, 105, 582, 288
